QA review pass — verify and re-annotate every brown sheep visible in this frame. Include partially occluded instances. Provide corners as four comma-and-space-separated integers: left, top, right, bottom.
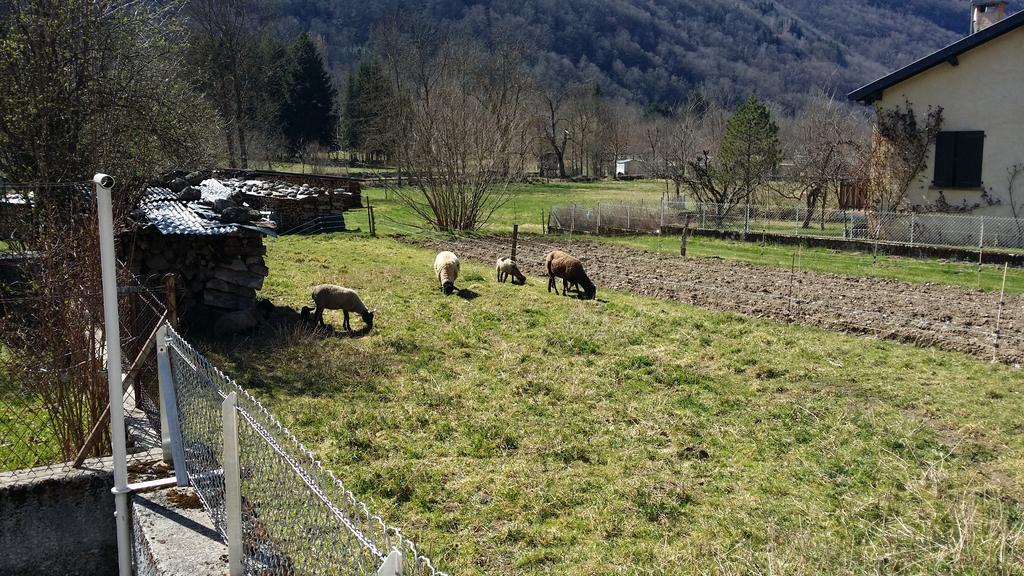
544, 250, 596, 300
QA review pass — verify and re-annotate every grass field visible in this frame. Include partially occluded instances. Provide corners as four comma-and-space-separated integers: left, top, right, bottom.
206, 234, 1024, 575
349, 182, 1024, 294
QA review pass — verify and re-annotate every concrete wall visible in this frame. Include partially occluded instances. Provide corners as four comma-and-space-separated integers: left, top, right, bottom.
0, 458, 117, 576
875, 26, 1024, 217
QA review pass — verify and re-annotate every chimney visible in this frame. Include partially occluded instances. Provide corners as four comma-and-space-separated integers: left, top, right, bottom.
971, 0, 1008, 34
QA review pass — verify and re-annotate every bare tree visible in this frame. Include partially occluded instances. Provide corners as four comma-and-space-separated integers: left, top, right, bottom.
598, 100, 636, 178
0, 0, 215, 460
682, 105, 742, 224
662, 101, 705, 197
387, 38, 531, 231
535, 85, 575, 179
185, 0, 286, 168
775, 94, 867, 228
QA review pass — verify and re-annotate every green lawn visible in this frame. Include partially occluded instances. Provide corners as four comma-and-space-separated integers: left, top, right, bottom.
346, 181, 1024, 294
0, 377, 62, 471
206, 234, 1024, 575
360, 179, 670, 236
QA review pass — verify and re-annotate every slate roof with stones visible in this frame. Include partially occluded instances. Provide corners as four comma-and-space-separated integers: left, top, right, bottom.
136, 180, 276, 237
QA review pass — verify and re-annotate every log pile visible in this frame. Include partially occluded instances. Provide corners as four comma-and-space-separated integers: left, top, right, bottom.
130, 231, 269, 315
217, 178, 358, 233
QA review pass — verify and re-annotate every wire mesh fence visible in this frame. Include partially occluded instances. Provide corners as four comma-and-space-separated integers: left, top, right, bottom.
548, 200, 1024, 251
0, 274, 171, 478
0, 180, 171, 479
165, 325, 446, 576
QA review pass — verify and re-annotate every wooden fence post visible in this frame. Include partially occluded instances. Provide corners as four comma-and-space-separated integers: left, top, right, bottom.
511, 224, 519, 262
680, 214, 692, 257
164, 273, 177, 329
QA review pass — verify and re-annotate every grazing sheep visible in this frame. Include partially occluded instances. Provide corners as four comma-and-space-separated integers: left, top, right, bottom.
300, 284, 375, 331
434, 251, 460, 295
545, 250, 596, 300
495, 257, 526, 285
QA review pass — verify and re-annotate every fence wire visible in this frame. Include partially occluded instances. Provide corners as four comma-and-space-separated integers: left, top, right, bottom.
548, 200, 1024, 251
0, 279, 169, 478
165, 325, 446, 576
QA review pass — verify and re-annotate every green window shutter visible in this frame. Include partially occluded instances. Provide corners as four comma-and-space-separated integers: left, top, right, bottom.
953, 131, 985, 188
933, 131, 955, 187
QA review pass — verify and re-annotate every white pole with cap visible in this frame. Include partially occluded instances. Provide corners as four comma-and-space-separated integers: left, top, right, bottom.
94, 173, 132, 576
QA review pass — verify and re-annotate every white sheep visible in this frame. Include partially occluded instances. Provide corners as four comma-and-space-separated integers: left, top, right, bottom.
495, 257, 526, 285
433, 251, 460, 295
300, 284, 375, 331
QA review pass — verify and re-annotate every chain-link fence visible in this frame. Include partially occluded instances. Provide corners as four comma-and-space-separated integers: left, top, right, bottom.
0, 273, 171, 477
548, 200, 1024, 251
0, 181, 171, 479
165, 325, 446, 576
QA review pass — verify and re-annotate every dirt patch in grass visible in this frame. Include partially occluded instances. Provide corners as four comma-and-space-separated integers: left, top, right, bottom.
405, 235, 1023, 364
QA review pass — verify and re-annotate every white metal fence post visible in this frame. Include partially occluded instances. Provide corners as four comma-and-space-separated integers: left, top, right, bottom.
978, 217, 986, 275
910, 213, 916, 246
596, 203, 601, 234
377, 549, 404, 576
95, 173, 132, 576
626, 204, 631, 231
156, 324, 188, 486
222, 392, 243, 576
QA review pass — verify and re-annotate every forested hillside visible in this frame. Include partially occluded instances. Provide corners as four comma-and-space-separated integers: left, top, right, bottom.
268, 0, 974, 109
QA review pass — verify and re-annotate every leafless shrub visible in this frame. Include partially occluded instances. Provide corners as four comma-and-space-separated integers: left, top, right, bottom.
378, 30, 532, 231
0, 188, 112, 460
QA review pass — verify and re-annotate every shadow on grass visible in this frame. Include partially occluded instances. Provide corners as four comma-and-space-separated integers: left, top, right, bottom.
196, 301, 388, 398
456, 288, 480, 300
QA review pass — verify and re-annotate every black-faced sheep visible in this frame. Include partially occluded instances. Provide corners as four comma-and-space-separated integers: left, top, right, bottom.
434, 251, 460, 295
495, 257, 526, 285
300, 284, 375, 331
544, 250, 596, 300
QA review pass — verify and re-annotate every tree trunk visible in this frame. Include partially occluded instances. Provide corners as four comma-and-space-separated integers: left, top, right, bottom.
802, 186, 820, 228
555, 149, 567, 179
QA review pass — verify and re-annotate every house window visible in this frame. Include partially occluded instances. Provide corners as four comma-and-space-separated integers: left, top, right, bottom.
933, 131, 985, 188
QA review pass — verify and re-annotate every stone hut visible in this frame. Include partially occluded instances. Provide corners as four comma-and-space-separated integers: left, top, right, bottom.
127, 177, 276, 332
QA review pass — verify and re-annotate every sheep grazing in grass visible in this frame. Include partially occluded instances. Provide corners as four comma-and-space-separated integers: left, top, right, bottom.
545, 250, 596, 300
434, 251, 460, 295
300, 284, 375, 332
495, 257, 526, 285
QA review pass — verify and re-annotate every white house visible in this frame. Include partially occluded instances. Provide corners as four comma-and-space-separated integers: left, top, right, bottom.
849, 1, 1024, 218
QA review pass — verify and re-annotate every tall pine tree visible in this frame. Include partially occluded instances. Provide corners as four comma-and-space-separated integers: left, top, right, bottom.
281, 33, 339, 154
720, 96, 780, 206
342, 58, 395, 160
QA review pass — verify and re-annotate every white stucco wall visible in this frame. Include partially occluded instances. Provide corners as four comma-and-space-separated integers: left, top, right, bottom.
875, 27, 1024, 217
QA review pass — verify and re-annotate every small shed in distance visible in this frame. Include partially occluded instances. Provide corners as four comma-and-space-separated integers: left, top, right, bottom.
615, 159, 647, 179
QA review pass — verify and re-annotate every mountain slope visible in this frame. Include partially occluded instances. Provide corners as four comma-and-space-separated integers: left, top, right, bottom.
270, 0, 986, 110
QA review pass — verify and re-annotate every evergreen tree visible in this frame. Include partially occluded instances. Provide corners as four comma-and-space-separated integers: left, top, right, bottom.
281, 33, 339, 154
342, 58, 394, 158
719, 96, 779, 205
